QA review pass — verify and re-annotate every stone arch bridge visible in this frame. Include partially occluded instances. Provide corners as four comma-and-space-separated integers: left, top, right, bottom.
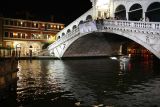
48, 0, 160, 59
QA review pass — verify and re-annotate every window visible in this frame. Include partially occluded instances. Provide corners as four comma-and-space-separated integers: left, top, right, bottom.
4, 32, 8, 37
10, 32, 13, 38
98, 11, 101, 18
10, 21, 13, 25
5, 20, 8, 25
18, 33, 21, 38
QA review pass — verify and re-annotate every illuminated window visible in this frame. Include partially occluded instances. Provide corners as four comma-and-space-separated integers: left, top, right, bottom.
42, 24, 45, 27
21, 21, 23, 25
61, 26, 64, 29
13, 32, 18, 36
57, 25, 59, 29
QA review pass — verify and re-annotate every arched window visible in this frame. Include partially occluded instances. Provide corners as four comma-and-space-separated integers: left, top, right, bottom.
146, 2, 160, 22
129, 3, 142, 21
115, 5, 126, 20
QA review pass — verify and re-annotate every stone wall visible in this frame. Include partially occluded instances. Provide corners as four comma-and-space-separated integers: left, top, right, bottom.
0, 57, 18, 100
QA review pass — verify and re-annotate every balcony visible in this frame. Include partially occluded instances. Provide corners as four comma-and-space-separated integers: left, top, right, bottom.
3, 37, 48, 42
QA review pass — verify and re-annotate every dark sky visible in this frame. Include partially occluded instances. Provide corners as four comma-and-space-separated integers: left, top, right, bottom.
0, 0, 92, 26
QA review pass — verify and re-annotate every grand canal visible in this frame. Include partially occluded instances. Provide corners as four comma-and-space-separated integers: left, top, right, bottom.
1, 56, 160, 107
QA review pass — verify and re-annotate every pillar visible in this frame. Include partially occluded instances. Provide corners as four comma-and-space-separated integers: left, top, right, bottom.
126, 11, 129, 20
143, 11, 146, 20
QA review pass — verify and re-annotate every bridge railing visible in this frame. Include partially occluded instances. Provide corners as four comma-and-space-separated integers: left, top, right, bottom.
56, 8, 93, 38
103, 20, 160, 31
48, 19, 160, 50
48, 27, 80, 50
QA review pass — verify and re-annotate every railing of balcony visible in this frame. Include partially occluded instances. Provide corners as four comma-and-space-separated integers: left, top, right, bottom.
3, 35, 49, 40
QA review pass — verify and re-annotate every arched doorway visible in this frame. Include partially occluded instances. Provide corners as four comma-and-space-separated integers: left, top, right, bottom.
146, 2, 160, 22
129, 3, 142, 21
115, 5, 126, 20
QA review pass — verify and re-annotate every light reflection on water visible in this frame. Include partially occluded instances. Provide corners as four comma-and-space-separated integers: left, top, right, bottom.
1, 58, 160, 107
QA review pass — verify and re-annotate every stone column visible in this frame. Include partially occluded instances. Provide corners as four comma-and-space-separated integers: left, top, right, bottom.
143, 11, 146, 20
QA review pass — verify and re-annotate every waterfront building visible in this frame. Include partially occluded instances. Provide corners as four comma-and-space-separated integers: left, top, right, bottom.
0, 17, 64, 56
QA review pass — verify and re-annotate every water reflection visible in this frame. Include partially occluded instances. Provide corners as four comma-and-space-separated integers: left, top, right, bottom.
1, 58, 160, 107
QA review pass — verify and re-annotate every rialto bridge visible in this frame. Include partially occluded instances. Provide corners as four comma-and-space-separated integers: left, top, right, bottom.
48, 0, 160, 59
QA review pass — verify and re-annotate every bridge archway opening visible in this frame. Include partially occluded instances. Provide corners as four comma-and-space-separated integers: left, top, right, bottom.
62, 33, 65, 36
129, 3, 142, 21
79, 20, 84, 25
115, 5, 126, 20
57, 36, 60, 39
86, 15, 93, 21
62, 32, 154, 59
146, 2, 160, 22
67, 29, 71, 34
72, 25, 77, 30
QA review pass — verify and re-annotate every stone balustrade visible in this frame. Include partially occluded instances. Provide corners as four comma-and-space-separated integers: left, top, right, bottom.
49, 20, 160, 50
48, 19, 160, 59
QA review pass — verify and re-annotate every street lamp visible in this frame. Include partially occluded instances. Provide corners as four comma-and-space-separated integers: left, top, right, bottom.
29, 45, 33, 58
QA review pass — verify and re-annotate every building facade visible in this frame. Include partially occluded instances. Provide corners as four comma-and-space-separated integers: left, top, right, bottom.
90, 0, 160, 22
0, 17, 64, 56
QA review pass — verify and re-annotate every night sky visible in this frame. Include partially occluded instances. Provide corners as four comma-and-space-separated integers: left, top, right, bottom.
0, 0, 92, 26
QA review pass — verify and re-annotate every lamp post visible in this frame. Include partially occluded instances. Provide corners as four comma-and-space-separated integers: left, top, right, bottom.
15, 44, 18, 57
29, 45, 33, 59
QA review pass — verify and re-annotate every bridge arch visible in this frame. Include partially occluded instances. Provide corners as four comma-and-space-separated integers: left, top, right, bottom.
115, 5, 126, 20
57, 36, 60, 39
146, 2, 160, 22
86, 15, 93, 21
67, 29, 71, 34
72, 25, 77, 30
79, 20, 84, 25
129, 3, 143, 21
62, 33, 65, 37
60, 31, 159, 58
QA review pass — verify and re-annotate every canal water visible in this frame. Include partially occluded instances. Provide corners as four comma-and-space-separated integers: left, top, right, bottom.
1, 56, 160, 107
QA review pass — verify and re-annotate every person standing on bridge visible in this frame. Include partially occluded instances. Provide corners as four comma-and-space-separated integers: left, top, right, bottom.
145, 17, 150, 22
